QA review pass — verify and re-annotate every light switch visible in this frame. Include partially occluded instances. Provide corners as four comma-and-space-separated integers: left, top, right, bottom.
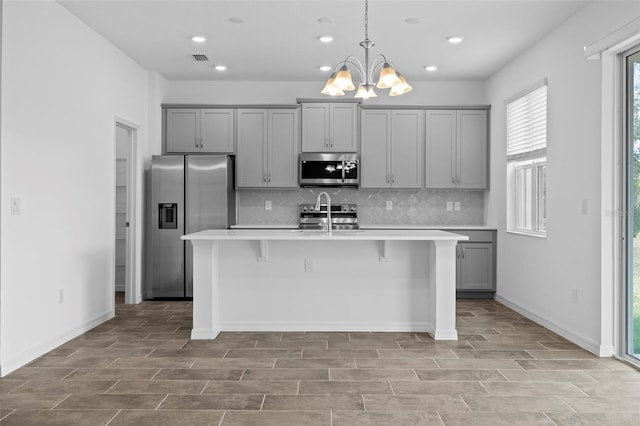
265, 200, 272, 211
11, 197, 21, 215
454, 202, 461, 211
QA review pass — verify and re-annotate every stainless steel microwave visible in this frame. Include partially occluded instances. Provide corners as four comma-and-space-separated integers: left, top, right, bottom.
299, 153, 359, 187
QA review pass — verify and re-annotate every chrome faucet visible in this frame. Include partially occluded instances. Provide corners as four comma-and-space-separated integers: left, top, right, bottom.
314, 192, 332, 236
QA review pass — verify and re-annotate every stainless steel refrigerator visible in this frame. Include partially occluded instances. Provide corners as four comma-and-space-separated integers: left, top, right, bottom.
148, 155, 236, 299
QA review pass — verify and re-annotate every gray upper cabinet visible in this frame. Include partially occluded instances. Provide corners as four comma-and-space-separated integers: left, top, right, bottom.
361, 109, 423, 189
236, 108, 299, 188
166, 108, 234, 153
425, 110, 487, 189
301, 103, 358, 152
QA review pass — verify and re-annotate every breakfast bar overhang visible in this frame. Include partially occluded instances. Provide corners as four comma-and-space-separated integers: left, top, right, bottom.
182, 229, 468, 340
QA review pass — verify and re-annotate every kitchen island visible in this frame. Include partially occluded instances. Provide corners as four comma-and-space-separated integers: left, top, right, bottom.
181, 229, 468, 340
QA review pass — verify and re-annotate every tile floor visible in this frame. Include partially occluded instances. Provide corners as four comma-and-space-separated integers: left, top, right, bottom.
1, 295, 639, 425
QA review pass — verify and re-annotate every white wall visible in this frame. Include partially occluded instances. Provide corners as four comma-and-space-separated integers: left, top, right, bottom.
0, 0, 150, 375
166, 80, 487, 106
485, 1, 640, 354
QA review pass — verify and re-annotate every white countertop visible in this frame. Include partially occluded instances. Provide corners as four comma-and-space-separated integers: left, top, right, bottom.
182, 228, 469, 241
232, 224, 497, 231
361, 225, 497, 231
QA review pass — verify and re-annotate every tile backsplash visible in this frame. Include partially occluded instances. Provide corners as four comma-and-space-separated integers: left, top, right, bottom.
237, 188, 484, 226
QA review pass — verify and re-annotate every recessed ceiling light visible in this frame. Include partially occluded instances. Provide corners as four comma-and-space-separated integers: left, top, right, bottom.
318, 17, 332, 24
447, 36, 464, 44
319, 66, 332, 72
192, 36, 206, 43
425, 65, 438, 72
319, 36, 333, 43
229, 17, 244, 24
404, 18, 421, 24
215, 65, 227, 71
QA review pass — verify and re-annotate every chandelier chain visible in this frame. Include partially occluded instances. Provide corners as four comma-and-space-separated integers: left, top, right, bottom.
364, 0, 369, 41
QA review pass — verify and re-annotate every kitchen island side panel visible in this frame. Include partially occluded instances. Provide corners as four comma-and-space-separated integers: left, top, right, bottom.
198, 240, 433, 331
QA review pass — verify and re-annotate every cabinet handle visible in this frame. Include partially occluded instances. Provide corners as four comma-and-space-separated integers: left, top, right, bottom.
386, 174, 390, 184
268, 173, 271, 183
391, 175, 395, 184
325, 138, 329, 148
462, 248, 465, 259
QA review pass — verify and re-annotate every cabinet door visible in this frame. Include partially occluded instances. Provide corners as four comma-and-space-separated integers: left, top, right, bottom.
268, 109, 299, 188
330, 103, 358, 152
458, 243, 494, 291
391, 110, 423, 188
360, 110, 391, 188
236, 109, 267, 188
457, 110, 487, 189
201, 109, 234, 153
425, 110, 456, 188
166, 109, 201, 153
301, 104, 330, 152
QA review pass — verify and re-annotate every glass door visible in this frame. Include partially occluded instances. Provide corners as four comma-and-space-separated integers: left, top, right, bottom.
625, 47, 640, 365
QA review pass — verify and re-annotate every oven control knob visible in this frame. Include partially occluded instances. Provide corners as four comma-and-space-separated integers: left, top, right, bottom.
350, 207, 356, 212
302, 206, 307, 211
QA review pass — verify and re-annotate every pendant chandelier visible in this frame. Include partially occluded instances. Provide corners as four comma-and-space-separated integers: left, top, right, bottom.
321, 0, 412, 99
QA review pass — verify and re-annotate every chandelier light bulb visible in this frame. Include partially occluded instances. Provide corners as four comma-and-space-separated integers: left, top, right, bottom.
321, 73, 345, 96
334, 65, 356, 91
377, 63, 401, 89
389, 73, 412, 96
354, 85, 377, 99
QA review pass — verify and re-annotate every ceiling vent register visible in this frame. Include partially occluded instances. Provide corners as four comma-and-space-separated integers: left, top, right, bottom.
192, 54, 209, 62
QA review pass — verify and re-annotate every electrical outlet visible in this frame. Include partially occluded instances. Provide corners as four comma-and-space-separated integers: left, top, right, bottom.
572, 288, 578, 304
11, 197, 21, 215
454, 201, 461, 211
265, 200, 272, 211
305, 258, 314, 272
446, 201, 453, 211
59, 289, 64, 304
386, 200, 393, 211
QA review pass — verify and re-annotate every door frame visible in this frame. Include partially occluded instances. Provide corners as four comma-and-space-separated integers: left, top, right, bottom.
621, 44, 640, 367
115, 117, 141, 304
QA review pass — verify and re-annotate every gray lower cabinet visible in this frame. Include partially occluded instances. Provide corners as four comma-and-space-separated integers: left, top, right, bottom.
236, 108, 299, 188
453, 230, 496, 298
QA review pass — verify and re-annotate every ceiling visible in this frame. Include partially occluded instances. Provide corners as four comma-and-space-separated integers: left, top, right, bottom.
57, 0, 589, 83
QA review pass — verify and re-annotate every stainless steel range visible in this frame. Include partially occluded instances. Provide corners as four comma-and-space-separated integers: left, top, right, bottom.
298, 203, 358, 230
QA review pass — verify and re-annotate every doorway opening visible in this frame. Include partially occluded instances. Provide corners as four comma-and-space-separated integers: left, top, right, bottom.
114, 120, 139, 305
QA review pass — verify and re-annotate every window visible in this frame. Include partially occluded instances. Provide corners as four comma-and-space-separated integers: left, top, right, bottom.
506, 81, 547, 236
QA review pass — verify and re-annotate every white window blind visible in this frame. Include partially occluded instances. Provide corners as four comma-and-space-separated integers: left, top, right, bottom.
507, 84, 547, 161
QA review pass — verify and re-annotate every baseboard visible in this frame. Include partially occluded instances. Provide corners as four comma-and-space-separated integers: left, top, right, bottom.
219, 321, 433, 333
0, 309, 115, 377
494, 294, 603, 356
